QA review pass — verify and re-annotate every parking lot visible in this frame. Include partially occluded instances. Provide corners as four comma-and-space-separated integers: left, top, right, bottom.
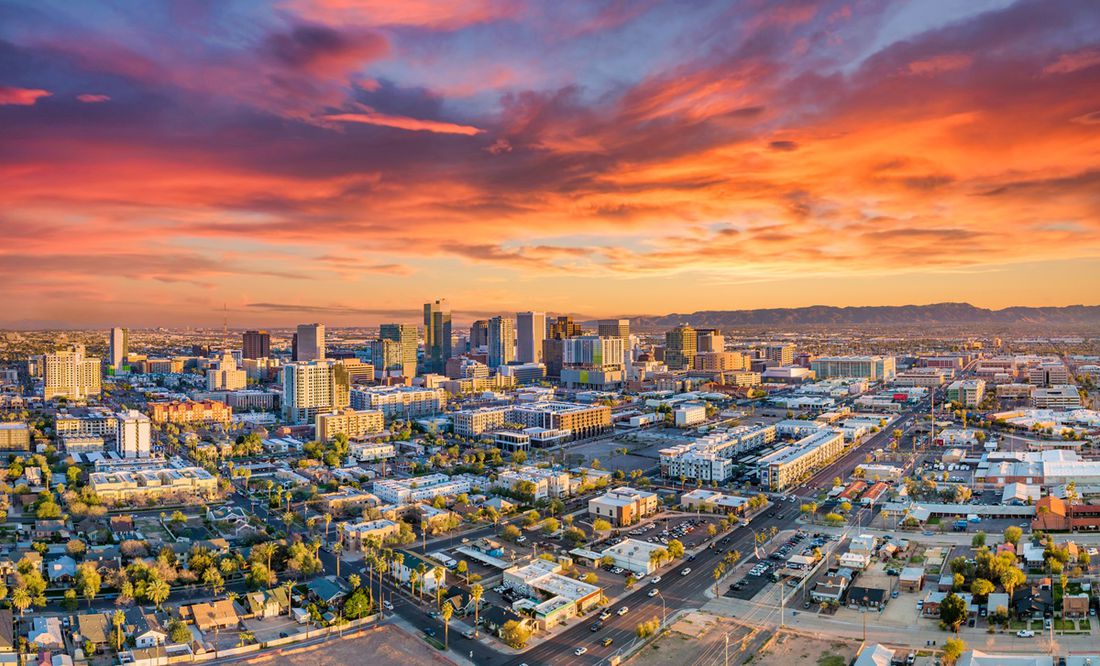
724, 529, 829, 601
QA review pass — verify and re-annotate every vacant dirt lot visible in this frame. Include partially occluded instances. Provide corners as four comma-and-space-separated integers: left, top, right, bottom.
754, 629, 859, 666
242, 625, 451, 666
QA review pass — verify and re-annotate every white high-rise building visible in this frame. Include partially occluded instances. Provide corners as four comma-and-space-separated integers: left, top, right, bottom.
488, 316, 516, 368
43, 345, 102, 401
295, 323, 326, 362
516, 312, 546, 364
282, 361, 350, 425
109, 327, 128, 368
116, 410, 151, 458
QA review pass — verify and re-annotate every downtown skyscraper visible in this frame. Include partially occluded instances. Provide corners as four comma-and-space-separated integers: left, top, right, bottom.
488, 316, 516, 368
294, 323, 325, 362
379, 323, 417, 378
242, 330, 271, 359
516, 311, 545, 364
109, 326, 128, 368
423, 299, 452, 374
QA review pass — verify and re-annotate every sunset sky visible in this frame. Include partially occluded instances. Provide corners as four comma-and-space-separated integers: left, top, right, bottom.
2, 0, 1099, 327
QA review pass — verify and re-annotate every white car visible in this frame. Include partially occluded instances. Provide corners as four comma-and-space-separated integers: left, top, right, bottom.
617, 606, 629, 616
650, 576, 662, 584
1016, 630, 1035, 638
575, 647, 588, 656
681, 567, 692, 576
648, 588, 659, 597
382, 600, 394, 610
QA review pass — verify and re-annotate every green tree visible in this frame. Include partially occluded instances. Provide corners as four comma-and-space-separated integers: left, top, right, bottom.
76, 562, 102, 608
939, 593, 968, 633
147, 577, 170, 610
343, 588, 373, 619
971, 532, 986, 548
1004, 526, 1022, 546
168, 619, 191, 644
11, 587, 30, 617
970, 578, 995, 599
667, 539, 685, 559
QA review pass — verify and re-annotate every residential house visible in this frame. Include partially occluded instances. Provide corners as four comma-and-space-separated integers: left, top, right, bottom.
480, 605, 533, 639
838, 551, 870, 570
847, 586, 887, 609
46, 555, 77, 583
1011, 586, 1053, 620
124, 608, 166, 649
937, 573, 957, 592
73, 612, 109, 650
811, 575, 850, 603
922, 592, 975, 618
183, 599, 239, 632
0, 610, 12, 653
1063, 593, 1089, 618
306, 576, 349, 606
28, 616, 63, 650
854, 644, 895, 666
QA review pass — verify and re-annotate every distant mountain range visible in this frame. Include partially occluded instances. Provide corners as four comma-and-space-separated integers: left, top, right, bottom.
623, 303, 1100, 329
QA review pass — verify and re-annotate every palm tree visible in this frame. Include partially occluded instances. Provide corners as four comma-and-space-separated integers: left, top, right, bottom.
349, 574, 361, 590
712, 563, 726, 596
237, 630, 254, 647
324, 513, 333, 543
11, 587, 30, 617
433, 567, 445, 607
332, 541, 343, 578
470, 583, 484, 635
147, 577, 170, 610
112, 609, 125, 650
441, 602, 454, 648
410, 570, 420, 598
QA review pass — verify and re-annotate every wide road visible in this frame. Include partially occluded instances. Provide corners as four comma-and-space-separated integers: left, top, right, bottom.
501, 506, 797, 666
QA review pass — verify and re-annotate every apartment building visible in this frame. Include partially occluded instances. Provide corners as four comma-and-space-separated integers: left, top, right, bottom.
56, 410, 118, 438
0, 423, 31, 451
206, 351, 247, 391
340, 520, 399, 552
349, 386, 446, 418
693, 351, 746, 371
43, 345, 101, 401
497, 466, 571, 499
350, 441, 396, 462
946, 379, 986, 407
90, 466, 217, 504
150, 400, 233, 425
764, 343, 796, 366
453, 407, 509, 437
281, 360, 350, 425
315, 408, 385, 442
588, 486, 658, 526
811, 356, 896, 381
757, 429, 846, 491
659, 425, 777, 483
507, 402, 611, 440
372, 473, 473, 504
116, 410, 151, 458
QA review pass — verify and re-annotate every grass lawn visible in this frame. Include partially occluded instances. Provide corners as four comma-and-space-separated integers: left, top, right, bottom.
1054, 619, 1075, 630
817, 656, 845, 666
1008, 620, 1029, 631
1030, 620, 1044, 631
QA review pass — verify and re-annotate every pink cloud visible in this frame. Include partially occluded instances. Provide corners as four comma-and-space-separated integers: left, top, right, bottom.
324, 111, 484, 135
0, 86, 51, 106
1043, 48, 1100, 75
907, 54, 973, 76
77, 93, 111, 103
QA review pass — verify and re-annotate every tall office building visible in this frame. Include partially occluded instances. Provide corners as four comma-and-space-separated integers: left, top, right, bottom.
765, 343, 795, 366
378, 323, 417, 378
44, 345, 102, 401
561, 336, 626, 388
116, 410, 152, 458
696, 329, 724, 353
295, 323, 325, 362
109, 327, 128, 368
548, 315, 582, 339
597, 319, 630, 340
516, 311, 546, 364
423, 299, 452, 373
665, 324, 697, 370
282, 360, 351, 425
242, 330, 271, 359
469, 320, 489, 350
488, 316, 516, 368
370, 339, 405, 379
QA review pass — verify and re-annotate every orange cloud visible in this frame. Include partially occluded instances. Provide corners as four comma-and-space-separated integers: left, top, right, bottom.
76, 93, 110, 103
907, 54, 973, 76
1043, 48, 1100, 74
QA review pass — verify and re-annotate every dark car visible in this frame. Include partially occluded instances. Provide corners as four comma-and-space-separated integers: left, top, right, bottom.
590, 621, 603, 632
424, 628, 436, 637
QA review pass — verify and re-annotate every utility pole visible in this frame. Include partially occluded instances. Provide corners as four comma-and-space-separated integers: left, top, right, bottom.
724, 633, 729, 666
779, 579, 785, 627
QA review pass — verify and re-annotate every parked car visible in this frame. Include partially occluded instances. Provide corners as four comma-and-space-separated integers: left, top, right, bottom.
1017, 630, 1035, 638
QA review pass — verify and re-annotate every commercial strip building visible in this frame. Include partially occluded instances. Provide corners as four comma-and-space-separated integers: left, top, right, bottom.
757, 429, 846, 491
349, 386, 447, 418
1031, 385, 1082, 409
587, 486, 658, 526
892, 367, 950, 387
149, 400, 233, 425
659, 425, 778, 483
89, 466, 217, 503
502, 559, 602, 630
810, 356, 896, 381
315, 408, 385, 442
679, 489, 749, 513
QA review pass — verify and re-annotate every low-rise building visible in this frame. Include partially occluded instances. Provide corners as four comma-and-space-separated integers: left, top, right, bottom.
497, 466, 571, 500
0, 423, 30, 451
149, 400, 232, 425
315, 408, 385, 442
89, 466, 218, 504
340, 519, 400, 552
502, 559, 602, 629
372, 473, 475, 504
588, 486, 658, 526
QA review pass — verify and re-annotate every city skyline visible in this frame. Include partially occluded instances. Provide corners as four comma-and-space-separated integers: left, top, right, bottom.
2, 0, 1099, 327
